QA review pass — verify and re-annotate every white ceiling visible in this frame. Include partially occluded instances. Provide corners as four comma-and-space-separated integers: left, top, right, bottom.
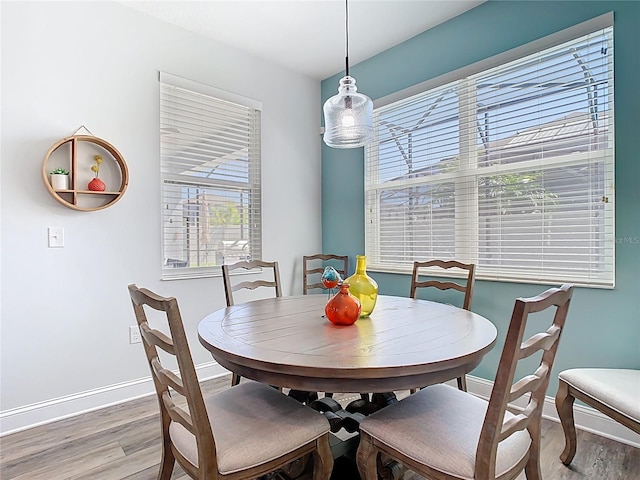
118, 1, 485, 80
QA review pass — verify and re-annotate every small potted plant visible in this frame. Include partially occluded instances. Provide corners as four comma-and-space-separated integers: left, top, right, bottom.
50, 167, 70, 190
88, 155, 106, 191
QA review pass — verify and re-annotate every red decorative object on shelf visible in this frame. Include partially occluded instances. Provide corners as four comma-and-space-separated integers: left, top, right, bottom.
325, 283, 361, 326
88, 154, 106, 191
88, 177, 106, 191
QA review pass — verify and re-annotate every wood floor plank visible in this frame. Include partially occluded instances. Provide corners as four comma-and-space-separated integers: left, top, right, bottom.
9, 442, 125, 480
67, 444, 162, 480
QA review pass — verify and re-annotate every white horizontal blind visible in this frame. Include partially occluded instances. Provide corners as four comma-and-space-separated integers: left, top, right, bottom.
160, 73, 262, 280
365, 20, 614, 287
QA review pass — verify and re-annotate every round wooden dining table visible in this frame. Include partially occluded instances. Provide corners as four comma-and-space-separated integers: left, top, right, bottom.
198, 294, 497, 393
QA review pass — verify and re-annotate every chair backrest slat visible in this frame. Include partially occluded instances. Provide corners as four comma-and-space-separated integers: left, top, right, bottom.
410, 260, 476, 310
519, 325, 561, 358
509, 365, 548, 401
412, 280, 466, 293
475, 283, 573, 478
140, 323, 175, 354
499, 400, 539, 440
232, 279, 277, 292
162, 391, 196, 433
151, 359, 186, 394
303, 254, 349, 294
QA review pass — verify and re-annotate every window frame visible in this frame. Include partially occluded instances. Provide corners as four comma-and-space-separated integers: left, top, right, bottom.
159, 72, 262, 280
364, 13, 615, 288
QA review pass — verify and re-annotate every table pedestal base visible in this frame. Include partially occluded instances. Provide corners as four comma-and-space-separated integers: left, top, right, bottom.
277, 391, 406, 480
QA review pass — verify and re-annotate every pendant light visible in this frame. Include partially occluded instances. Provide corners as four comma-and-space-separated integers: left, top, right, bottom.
323, 0, 373, 149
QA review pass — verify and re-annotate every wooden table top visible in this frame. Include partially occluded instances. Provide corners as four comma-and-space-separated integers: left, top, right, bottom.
198, 295, 497, 393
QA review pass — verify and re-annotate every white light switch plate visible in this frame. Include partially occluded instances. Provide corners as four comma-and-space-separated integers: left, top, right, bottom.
48, 227, 64, 248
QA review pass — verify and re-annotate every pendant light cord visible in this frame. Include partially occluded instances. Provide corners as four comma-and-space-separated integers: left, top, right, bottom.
345, 0, 350, 77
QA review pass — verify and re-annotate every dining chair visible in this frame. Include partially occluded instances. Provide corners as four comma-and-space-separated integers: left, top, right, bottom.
303, 254, 349, 295
127, 284, 333, 480
222, 259, 282, 386
410, 259, 476, 391
555, 368, 640, 466
357, 284, 574, 480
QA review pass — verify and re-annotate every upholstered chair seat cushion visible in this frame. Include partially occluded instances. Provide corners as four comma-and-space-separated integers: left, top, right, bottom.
169, 381, 329, 475
559, 368, 640, 422
359, 384, 532, 480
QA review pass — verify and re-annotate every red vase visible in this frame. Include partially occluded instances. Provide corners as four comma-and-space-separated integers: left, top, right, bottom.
88, 177, 106, 191
325, 283, 361, 326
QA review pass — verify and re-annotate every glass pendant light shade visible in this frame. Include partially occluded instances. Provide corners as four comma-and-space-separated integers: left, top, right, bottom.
323, 75, 373, 148
322, 0, 373, 149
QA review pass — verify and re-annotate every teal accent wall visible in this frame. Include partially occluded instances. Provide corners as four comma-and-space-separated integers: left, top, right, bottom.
321, 1, 640, 391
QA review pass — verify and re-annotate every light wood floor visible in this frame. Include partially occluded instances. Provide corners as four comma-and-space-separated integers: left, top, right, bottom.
1, 374, 638, 480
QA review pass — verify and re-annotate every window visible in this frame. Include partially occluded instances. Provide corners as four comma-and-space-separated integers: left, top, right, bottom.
160, 73, 262, 280
365, 15, 614, 287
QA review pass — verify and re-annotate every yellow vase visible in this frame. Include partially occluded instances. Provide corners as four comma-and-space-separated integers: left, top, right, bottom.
345, 255, 378, 317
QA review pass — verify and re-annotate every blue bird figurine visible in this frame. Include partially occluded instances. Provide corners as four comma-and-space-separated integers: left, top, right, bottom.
321, 266, 342, 298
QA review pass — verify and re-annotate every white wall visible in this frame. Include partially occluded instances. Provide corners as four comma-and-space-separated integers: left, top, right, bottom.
0, 1, 322, 433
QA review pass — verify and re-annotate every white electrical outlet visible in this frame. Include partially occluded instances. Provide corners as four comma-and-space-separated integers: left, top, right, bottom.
129, 326, 141, 344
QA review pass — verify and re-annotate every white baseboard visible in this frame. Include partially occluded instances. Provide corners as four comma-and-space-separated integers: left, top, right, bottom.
2, 369, 639, 449
465, 375, 640, 448
0, 361, 227, 437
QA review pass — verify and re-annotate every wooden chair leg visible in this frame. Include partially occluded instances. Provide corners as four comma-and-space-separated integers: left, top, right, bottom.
231, 372, 241, 386
524, 414, 542, 480
311, 434, 334, 480
555, 379, 578, 465
457, 375, 468, 391
524, 452, 542, 480
158, 435, 175, 480
357, 432, 380, 480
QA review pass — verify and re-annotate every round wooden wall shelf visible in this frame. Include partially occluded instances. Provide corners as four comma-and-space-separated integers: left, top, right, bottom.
42, 135, 129, 211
